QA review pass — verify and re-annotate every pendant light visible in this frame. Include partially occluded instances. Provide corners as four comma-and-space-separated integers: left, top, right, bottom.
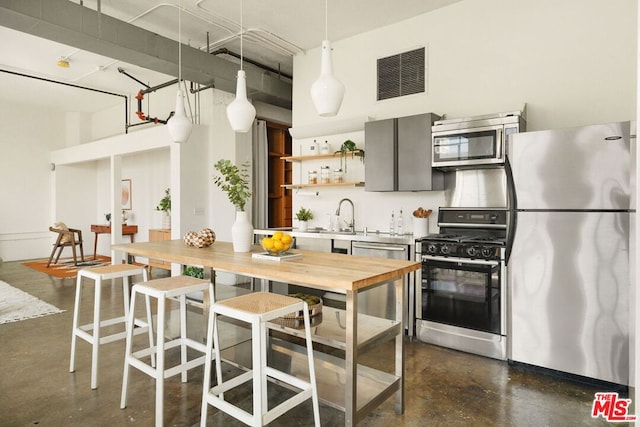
226, 0, 256, 133
167, 0, 192, 144
310, 0, 344, 117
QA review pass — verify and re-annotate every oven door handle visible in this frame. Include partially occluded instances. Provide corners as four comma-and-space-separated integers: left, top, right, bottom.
421, 255, 500, 267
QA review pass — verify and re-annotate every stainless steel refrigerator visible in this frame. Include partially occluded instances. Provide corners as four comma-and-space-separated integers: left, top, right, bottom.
506, 121, 634, 385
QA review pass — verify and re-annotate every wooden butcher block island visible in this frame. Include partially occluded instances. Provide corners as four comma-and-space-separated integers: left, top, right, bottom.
112, 239, 419, 426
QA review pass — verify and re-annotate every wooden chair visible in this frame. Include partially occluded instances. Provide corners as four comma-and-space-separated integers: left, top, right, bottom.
47, 224, 85, 267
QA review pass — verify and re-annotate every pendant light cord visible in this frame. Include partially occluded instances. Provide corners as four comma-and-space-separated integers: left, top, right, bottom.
324, 0, 328, 40
178, 0, 182, 83
240, 0, 244, 71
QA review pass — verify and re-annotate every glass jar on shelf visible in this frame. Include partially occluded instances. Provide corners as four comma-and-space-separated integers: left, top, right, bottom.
320, 166, 331, 184
333, 168, 344, 184
308, 170, 318, 184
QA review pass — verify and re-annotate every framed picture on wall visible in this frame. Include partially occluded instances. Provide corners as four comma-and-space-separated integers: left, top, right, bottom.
122, 179, 132, 210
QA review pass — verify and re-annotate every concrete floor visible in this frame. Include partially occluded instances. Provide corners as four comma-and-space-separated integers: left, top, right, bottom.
0, 260, 626, 426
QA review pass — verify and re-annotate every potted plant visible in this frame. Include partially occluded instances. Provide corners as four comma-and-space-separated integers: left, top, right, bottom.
104, 213, 111, 224
156, 188, 171, 229
336, 139, 365, 173
295, 207, 314, 231
213, 159, 253, 252
183, 265, 204, 279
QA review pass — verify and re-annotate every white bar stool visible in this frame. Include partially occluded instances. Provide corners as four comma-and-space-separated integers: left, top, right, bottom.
201, 292, 320, 427
69, 263, 153, 390
120, 275, 213, 427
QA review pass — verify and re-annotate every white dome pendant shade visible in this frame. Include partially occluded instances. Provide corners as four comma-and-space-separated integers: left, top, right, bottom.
227, 70, 256, 133
167, 89, 193, 143
310, 40, 345, 117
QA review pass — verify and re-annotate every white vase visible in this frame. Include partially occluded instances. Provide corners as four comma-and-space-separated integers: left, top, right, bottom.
162, 212, 171, 229
299, 221, 308, 232
231, 211, 254, 252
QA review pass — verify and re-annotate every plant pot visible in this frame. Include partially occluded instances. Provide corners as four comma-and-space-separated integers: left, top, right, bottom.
231, 211, 254, 252
298, 221, 308, 232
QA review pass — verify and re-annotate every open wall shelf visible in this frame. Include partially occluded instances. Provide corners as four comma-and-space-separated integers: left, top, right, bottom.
282, 182, 365, 189
281, 151, 364, 162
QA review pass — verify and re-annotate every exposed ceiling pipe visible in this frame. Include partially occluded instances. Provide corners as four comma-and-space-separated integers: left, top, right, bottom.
190, 81, 215, 94
211, 48, 292, 80
195, 0, 303, 56
117, 67, 150, 89
0, 68, 129, 134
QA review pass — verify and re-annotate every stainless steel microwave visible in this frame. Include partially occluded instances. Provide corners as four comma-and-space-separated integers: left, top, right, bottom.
432, 111, 526, 169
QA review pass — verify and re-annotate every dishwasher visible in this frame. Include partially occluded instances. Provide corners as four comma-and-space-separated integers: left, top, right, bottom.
350, 241, 409, 321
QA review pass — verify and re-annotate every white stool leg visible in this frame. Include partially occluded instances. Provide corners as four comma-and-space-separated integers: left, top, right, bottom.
122, 275, 131, 320
120, 287, 137, 409
200, 298, 216, 426
303, 304, 321, 427
69, 273, 83, 373
252, 319, 264, 426
155, 295, 166, 427
145, 293, 156, 368
180, 294, 188, 383
260, 320, 268, 419
90, 274, 102, 390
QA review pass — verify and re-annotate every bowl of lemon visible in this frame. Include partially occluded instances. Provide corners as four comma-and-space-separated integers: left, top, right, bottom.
260, 231, 294, 256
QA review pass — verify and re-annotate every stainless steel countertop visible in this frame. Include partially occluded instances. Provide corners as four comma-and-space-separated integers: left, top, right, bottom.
254, 227, 417, 246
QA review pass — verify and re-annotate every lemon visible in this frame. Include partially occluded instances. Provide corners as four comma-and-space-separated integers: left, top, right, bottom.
262, 237, 274, 250
273, 240, 285, 251
272, 231, 284, 241
281, 234, 292, 245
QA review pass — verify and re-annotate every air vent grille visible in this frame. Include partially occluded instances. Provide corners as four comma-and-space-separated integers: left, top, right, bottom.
377, 47, 425, 101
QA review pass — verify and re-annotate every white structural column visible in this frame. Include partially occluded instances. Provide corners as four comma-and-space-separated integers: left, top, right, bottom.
110, 155, 124, 264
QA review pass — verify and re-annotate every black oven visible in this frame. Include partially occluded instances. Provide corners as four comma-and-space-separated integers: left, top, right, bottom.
421, 256, 501, 335
415, 208, 508, 360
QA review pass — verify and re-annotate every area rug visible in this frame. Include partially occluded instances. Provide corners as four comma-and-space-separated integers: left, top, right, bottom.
22, 255, 112, 279
0, 281, 65, 324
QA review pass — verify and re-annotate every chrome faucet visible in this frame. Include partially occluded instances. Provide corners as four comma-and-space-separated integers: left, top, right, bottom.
335, 198, 355, 232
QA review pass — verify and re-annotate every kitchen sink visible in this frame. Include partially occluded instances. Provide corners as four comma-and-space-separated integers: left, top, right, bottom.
319, 229, 356, 235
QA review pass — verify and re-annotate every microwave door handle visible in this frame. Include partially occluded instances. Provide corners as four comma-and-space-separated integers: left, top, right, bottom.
497, 127, 504, 160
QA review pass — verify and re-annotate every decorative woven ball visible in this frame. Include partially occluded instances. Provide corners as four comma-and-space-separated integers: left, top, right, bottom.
183, 228, 216, 248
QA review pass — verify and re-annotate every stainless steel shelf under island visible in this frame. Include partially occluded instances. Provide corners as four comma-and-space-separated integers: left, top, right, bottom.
111, 239, 419, 426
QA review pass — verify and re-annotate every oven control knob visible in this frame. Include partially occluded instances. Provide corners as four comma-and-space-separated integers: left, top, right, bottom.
440, 245, 450, 255
481, 247, 494, 258
427, 244, 438, 254
466, 246, 478, 257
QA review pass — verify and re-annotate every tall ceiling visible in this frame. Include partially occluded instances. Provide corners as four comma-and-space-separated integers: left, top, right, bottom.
0, 0, 461, 113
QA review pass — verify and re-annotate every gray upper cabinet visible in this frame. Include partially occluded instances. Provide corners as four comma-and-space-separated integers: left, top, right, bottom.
365, 113, 443, 192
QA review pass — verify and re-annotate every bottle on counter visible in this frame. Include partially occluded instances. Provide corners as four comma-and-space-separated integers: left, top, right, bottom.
397, 208, 404, 235
390, 210, 395, 235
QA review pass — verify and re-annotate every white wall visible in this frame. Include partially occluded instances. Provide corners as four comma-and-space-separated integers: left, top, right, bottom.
290, 0, 637, 234
0, 103, 67, 261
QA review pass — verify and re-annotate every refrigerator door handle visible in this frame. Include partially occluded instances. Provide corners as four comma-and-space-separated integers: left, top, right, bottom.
505, 155, 517, 264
